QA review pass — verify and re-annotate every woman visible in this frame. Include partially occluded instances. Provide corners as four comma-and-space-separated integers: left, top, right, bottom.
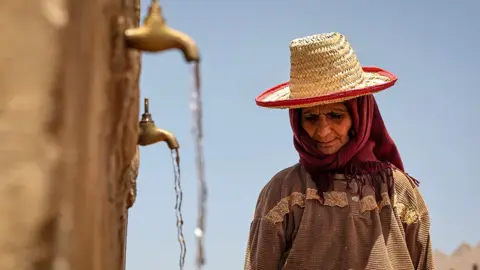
245, 32, 434, 270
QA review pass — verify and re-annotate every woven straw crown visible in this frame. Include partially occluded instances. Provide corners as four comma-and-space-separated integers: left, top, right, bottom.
256, 32, 397, 109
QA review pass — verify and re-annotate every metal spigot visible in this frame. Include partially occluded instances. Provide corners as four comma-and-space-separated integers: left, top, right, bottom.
124, 0, 200, 62
138, 97, 179, 149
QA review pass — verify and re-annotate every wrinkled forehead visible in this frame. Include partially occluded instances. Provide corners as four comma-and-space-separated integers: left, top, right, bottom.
301, 102, 348, 114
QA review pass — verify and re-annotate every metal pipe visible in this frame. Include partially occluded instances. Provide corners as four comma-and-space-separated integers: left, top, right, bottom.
124, 0, 200, 63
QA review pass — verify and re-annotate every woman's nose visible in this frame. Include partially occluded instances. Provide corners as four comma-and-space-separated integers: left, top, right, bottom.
314, 118, 332, 138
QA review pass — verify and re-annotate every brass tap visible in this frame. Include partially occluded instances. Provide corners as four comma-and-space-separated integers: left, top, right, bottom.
124, 0, 200, 63
138, 97, 179, 149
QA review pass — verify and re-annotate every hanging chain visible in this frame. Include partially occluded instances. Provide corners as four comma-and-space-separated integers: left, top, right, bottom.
171, 149, 186, 269
191, 63, 207, 269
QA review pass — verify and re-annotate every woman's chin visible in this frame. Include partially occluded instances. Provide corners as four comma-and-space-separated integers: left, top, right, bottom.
316, 145, 341, 155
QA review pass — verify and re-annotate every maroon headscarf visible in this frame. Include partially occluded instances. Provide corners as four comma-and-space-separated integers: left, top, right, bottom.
289, 95, 415, 200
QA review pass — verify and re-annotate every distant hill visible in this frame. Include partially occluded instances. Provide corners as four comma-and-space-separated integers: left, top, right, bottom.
434, 242, 479, 270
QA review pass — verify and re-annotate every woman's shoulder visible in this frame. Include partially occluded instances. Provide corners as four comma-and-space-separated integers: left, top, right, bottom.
261, 163, 306, 195
253, 163, 307, 217
390, 165, 429, 224
391, 166, 419, 194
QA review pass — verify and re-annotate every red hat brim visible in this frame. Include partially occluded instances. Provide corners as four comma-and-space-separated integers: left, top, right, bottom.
256, 67, 398, 109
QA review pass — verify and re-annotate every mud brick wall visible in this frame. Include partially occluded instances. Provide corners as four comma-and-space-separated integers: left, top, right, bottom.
0, 0, 141, 269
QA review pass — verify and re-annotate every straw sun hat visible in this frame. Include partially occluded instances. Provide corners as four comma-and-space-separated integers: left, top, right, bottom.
255, 32, 398, 109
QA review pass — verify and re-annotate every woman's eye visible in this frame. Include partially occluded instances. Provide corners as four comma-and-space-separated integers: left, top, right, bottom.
327, 112, 344, 120
304, 115, 318, 122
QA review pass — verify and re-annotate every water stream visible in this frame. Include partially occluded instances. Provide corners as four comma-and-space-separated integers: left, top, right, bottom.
191, 62, 207, 270
171, 148, 186, 269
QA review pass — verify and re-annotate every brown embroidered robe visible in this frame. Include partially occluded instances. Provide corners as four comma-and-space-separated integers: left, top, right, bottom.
244, 163, 435, 270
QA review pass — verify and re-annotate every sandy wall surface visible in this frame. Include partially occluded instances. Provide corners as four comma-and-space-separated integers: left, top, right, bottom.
0, 0, 140, 269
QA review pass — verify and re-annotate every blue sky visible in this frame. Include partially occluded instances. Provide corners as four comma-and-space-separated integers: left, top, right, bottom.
126, 0, 479, 269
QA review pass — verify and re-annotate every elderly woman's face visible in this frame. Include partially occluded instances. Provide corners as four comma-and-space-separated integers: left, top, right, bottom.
301, 102, 352, 155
